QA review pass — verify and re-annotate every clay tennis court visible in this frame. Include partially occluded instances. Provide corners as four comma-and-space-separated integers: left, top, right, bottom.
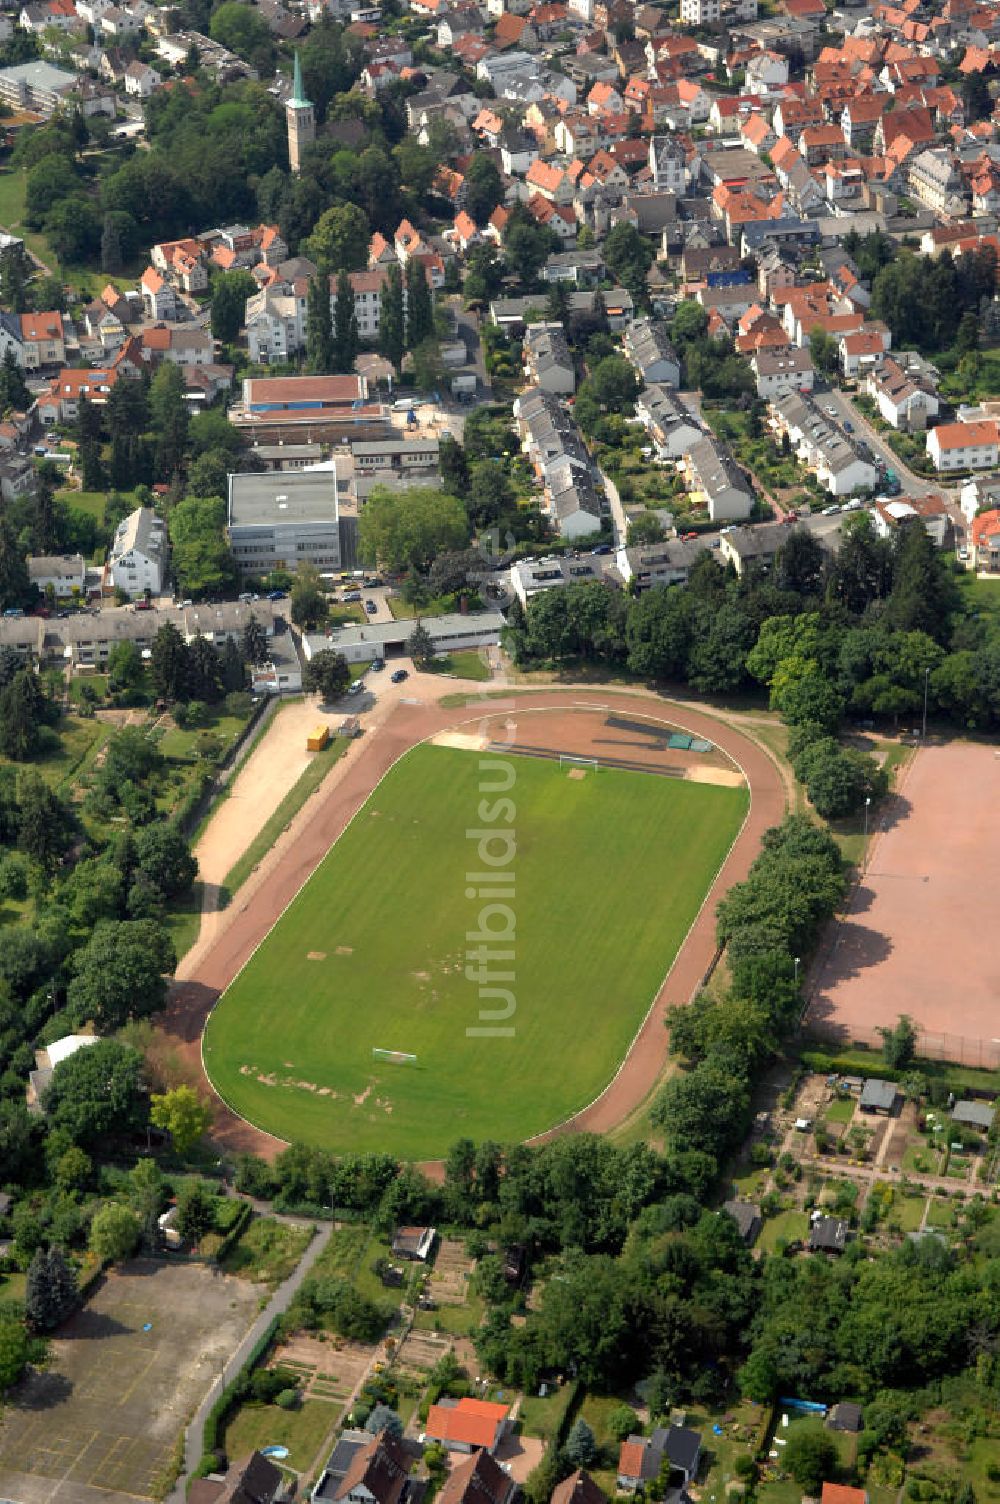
807, 742, 1000, 1066
162, 686, 786, 1162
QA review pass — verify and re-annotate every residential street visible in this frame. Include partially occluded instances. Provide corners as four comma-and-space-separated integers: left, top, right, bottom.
167, 1221, 332, 1504
821, 385, 950, 498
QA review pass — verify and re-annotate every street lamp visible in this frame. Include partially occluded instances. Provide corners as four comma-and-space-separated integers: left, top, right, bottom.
922, 665, 930, 740
794, 956, 801, 987
863, 794, 872, 852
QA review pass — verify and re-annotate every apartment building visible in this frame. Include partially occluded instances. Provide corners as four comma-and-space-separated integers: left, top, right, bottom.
926, 420, 1000, 472
227, 470, 341, 574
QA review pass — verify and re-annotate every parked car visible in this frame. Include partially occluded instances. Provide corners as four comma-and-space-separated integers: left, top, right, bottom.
371, 658, 386, 671
365, 600, 377, 613
267, 589, 286, 601
591, 543, 612, 555
344, 591, 362, 602
347, 680, 365, 695
391, 669, 409, 683
843, 419, 854, 432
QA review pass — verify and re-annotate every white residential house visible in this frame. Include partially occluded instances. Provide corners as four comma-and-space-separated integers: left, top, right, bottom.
108, 507, 169, 598
680, 0, 719, 20
123, 59, 160, 95
927, 420, 1000, 471
139, 266, 177, 322
19, 310, 64, 369
866, 357, 939, 432
649, 135, 687, 194
751, 346, 815, 398
27, 552, 86, 598
245, 283, 306, 364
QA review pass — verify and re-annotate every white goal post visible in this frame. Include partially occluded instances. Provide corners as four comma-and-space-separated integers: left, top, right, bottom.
558, 753, 599, 773
372, 1048, 418, 1066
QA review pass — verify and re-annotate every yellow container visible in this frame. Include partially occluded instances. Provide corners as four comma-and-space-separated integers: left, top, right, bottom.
306, 725, 329, 752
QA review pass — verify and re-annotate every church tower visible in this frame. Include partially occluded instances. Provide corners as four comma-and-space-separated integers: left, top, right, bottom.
286, 52, 314, 175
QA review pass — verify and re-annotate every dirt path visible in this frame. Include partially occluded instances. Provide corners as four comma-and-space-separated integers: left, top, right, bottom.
160, 683, 787, 1163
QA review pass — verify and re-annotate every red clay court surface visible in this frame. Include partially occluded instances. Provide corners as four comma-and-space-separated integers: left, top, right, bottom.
162, 688, 787, 1162
807, 742, 1000, 1066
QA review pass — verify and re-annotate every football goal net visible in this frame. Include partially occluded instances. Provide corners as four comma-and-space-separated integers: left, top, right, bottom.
558, 753, 599, 774
372, 1048, 419, 1066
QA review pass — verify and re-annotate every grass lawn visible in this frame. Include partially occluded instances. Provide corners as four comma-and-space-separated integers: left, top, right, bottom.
894, 1194, 928, 1233
221, 1217, 313, 1288
927, 1198, 960, 1231
222, 736, 349, 899
328, 605, 366, 626
826, 1096, 856, 1124
387, 594, 455, 620
309, 1224, 370, 1281
412, 1293, 484, 1337
686, 1400, 764, 1503
518, 1382, 576, 1443
221, 1397, 335, 1473
158, 711, 248, 763
758, 1209, 809, 1252
204, 745, 748, 1157
0, 714, 111, 794
0, 168, 59, 279
162, 884, 204, 964
57, 489, 107, 526
425, 651, 490, 682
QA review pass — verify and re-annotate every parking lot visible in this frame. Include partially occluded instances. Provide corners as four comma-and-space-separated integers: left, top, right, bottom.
0, 1259, 260, 1504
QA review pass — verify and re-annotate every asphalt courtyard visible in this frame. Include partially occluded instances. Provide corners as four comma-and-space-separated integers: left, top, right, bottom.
0, 1259, 260, 1504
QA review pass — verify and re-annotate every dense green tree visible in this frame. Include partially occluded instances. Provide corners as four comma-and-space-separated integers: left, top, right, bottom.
464, 155, 504, 227
783, 1423, 837, 1494
90, 1203, 140, 1265
45, 1039, 148, 1147
211, 268, 256, 344
406, 620, 435, 669
241, 618, 269, 667
67, 919, 175, 1031
176, 1180, 216, 1243
290, 562, 329, 631
405, 257, 433, 349
25, 1246, 76, 1331
0, 670, 47, 760
306, 272, 334, 375
359, 486, 469, 573
332, 269, 360, 372
0, 517, 29, 609
305, 203, 370, 273
379, 263, 405, 372
0, 1317, 29, 1394
150, 1085, 211, 1154
149, 362, 189, 481
134, 823, 197, 899
303, 647, 350, 702
169, 496, 235, 599
17, 770, 73, 868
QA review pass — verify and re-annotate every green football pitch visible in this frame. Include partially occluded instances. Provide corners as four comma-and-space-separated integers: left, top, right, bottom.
203, 745, 748, 1158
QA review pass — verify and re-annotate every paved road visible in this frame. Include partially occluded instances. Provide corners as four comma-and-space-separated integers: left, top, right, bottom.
167, 1221, 332, 1504
821, 385, 947, 498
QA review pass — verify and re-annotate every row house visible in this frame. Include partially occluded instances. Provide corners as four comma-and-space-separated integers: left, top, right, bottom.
770, 390, 879, 494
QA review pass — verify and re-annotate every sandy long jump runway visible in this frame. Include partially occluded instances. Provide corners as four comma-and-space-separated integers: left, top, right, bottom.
807, 741, 1000, 1062
162, 688, 787, 1161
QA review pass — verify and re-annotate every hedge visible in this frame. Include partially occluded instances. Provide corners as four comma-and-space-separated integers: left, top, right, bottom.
194, 1313, 281, 1482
